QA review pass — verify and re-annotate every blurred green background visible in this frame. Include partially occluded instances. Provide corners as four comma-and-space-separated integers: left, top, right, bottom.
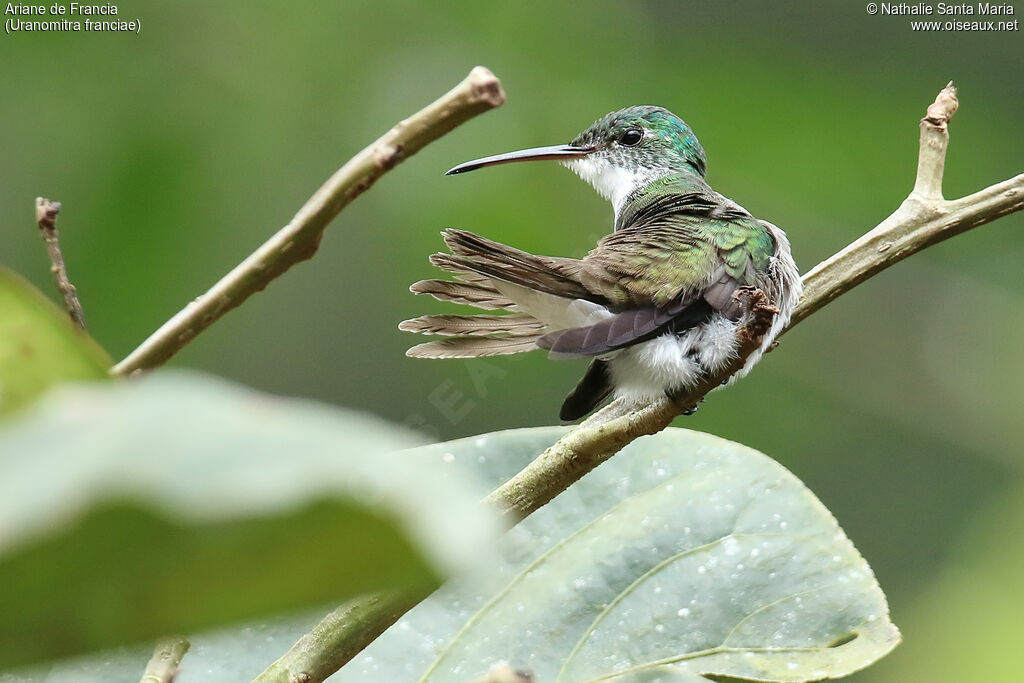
2, 0, 1022, 679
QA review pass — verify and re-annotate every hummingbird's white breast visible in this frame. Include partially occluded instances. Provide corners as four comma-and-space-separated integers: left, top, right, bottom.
564, 157, 656, 224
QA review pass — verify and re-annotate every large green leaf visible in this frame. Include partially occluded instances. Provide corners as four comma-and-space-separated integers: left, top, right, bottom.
0, 372, 501, 669
2, 427, 897, 682
0, 268, 110, 416
338, 427, 899, 682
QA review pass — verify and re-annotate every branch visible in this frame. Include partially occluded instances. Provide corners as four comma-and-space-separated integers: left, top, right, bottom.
252, 589, 429, 683
487, 82, 1024, 522
35, 197, 87, 332
139, 636, 190, 683
254, 83, 1024, 683
112, 67, 505, 377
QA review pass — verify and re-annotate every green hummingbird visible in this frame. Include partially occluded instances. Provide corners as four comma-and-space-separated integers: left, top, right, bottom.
400, 106, 801, 420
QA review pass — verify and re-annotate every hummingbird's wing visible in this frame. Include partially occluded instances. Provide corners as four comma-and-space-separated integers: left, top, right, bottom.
583, 192, 772, 306
535, 187, 776, 357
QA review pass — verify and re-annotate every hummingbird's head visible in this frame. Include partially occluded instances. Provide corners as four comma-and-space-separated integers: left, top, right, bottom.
446, 105, 706, 217
568, 106, 706, 178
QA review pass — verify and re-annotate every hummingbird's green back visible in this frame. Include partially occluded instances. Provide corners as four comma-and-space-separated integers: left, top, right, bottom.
583, 173, 776, 309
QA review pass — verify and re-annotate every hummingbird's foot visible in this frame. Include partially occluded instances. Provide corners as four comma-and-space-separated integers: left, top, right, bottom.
732, 287, 779, 344
666, 388, 702, 415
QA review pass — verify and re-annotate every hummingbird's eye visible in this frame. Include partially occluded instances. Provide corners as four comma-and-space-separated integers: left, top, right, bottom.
618, 129, 643, 147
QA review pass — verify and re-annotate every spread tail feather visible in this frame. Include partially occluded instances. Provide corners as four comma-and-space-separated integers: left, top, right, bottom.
406, 337, 539, 359
399, 313, 544, 337
409, 279, 519, 311
403, 229, 601, 360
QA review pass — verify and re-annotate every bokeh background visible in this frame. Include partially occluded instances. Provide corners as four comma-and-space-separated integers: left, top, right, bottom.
2, 1, 1022, 680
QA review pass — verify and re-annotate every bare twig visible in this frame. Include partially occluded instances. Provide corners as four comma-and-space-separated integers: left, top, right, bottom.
256, 83, 1024, 682
112, 67, 506, 377
913, 80, 958, 201
35, 197, 87, 332
139, 636, 190, 683
487, 82, 1024, 522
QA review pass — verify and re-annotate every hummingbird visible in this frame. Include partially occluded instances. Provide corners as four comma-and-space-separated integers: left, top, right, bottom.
400, 106, 801, 421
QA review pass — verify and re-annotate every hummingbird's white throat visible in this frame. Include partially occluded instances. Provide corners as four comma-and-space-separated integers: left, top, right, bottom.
564, 157, 658, 221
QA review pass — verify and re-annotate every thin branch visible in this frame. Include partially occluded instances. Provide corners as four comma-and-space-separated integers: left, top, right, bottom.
487, 82, 1024, 522
139, 636, 190, 683
912, 81, 957, 201
794, 171, 1024, 326
255, 83, 1024, 682
112, 67, 506, 377
252, 588, 430, 683
35, 197, 87, 332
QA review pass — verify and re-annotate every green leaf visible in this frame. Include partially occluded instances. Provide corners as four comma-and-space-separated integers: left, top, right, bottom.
0, 372, 501, 669
338, 427, 900, 682
2, 427, 897, 682
0, 268, 110, 416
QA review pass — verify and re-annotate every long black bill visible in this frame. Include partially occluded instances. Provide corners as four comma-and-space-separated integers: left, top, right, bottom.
445, 144, 595, 175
